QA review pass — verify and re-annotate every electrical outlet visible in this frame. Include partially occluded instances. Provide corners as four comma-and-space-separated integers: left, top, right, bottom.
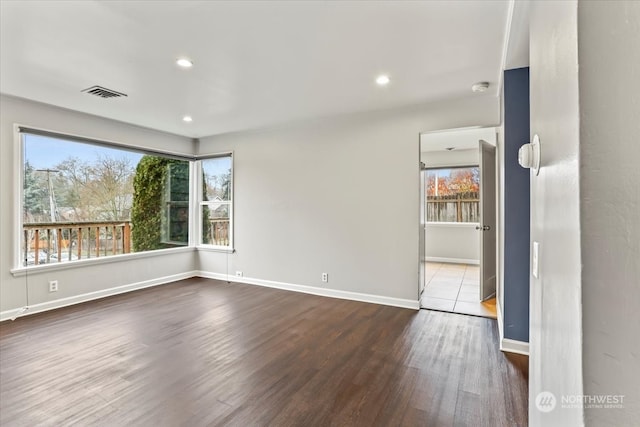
49, 280, 58, 292
235, 271, 243, 277
321, 273, 328, 283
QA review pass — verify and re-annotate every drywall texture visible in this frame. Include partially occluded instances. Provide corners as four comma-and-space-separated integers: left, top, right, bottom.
529, 1, 584, 426
0, 95, 196, 315
502, 67, 530, 343
425, 223, 479, 263
198, 96, 499, 303
578, 2, 640, 425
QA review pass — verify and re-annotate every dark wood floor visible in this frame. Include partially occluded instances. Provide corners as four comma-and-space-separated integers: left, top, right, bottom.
0, 278, 528, 426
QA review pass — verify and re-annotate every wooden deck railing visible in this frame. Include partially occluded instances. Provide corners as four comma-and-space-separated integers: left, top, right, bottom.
23, 221, 131, 266
23, 218, 230, 266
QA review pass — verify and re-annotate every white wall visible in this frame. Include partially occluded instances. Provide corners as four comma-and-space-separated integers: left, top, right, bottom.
578, 2, 640, 425
0, 95, 196, 318
197, 96, 499, 306
424, 223, 479, 264
529, 2, 584, 426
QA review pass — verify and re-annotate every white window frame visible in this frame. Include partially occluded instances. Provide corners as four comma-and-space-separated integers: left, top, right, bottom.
425, 164, 481, 224
196, 153, 234, 252
161, 161, 191, 246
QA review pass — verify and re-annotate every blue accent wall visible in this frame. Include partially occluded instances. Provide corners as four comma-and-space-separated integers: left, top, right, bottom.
503, 68, 530, 342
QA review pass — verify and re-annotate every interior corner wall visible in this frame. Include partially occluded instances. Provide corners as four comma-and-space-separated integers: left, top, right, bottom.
578, 2, 640, 425
502, 68, 530, 343
0, 95, 196, 316
197, 96, 499, 304
529, 1, 584, 426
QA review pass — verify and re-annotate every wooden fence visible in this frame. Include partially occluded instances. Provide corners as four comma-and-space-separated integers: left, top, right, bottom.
427, 191, 479, 223
207, 219, 230, 246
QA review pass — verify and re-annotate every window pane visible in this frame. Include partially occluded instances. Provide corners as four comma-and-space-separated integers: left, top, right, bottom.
21, 133, 190, 266
202, 203, 230, 246
202, 157, 231, 202
161, 162, 190, 244
426, 167, 479, 223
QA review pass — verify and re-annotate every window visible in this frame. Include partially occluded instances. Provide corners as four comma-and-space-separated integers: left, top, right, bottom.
20, 131, 191, 267
425, 166, 479, 223
162, 162, 190, 245
200, 155, 232, 248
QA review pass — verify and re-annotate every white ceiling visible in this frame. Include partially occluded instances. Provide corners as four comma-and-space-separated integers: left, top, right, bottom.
505, 0, 530, 70
420, 126, 497, 152
1, 1, 524, 139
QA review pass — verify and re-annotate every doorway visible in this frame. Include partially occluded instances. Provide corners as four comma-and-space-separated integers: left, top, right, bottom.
423, 261, 495, 317
419, 127, 497, 319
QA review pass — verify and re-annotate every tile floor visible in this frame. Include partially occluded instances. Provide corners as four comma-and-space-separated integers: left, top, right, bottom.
421, 262, 497, 319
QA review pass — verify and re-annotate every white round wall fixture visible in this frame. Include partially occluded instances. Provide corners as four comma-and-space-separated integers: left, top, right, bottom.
518, 134, 541, 176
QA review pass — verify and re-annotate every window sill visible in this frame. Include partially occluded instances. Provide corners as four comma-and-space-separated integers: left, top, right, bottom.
196, 246, 235, 254
10, 246, 195, 278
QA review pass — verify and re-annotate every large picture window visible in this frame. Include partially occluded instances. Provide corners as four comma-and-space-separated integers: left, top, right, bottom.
425, 166, 479, 223
200, 155, 232, 248
20, 131, 191, 267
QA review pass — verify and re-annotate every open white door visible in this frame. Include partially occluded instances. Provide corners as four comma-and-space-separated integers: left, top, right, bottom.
479, 140, 497, 301
419, 164, 426, 297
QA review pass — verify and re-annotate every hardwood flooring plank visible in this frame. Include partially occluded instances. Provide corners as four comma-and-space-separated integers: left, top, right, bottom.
0, 278, 528, 426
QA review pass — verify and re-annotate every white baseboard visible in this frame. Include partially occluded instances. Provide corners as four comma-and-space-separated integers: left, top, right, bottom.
500, 337, 530, 355
1, 270, 420, 322
0, 271, 198, 322
197, 271, 231, 281
197, 271, 420, 310
425, 257, 480, 265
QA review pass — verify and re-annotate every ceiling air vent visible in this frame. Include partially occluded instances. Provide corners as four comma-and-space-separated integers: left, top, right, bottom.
81, 85, 127, 99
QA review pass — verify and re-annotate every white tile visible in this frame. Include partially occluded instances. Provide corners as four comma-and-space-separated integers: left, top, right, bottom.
424, 286, 460, 299
428, 280, 461, 289
430, 276, 463, 285
463, 271, 479, 280
421, 297, 456, 312
456, 289, 480, 303
460, 283, 479, 292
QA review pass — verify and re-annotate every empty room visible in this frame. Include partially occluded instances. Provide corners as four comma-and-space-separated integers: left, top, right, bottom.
1, 1, 638, 426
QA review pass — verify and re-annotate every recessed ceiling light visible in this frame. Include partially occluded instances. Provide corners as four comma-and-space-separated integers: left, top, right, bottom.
182, 115, 193, 122
376, 75, 390, 86
176, 58, 193, 68
472, 82, 490, 93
